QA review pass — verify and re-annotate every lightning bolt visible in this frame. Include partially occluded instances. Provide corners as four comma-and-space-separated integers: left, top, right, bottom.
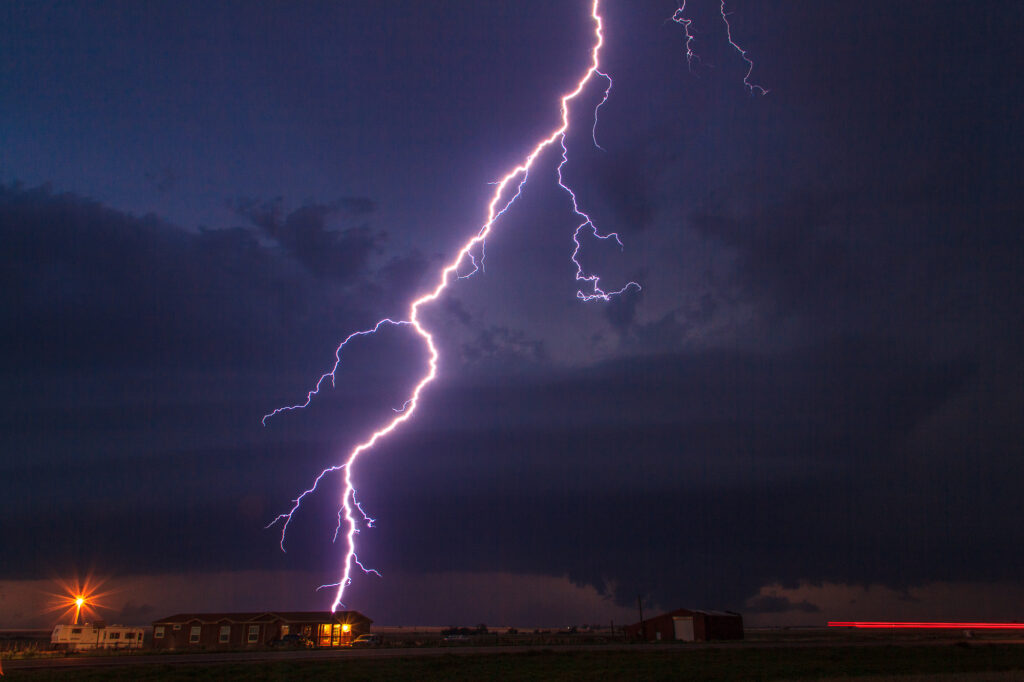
264, 0, 638, 611
266, 0, 766, 612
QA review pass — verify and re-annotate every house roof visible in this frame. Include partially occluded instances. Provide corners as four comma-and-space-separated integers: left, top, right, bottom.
153, 611, 371, 625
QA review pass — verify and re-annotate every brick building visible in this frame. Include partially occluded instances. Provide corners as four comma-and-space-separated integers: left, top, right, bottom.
151, 611, 371, 649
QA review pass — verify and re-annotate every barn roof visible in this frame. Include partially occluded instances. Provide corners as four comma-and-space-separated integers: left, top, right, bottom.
624, 607, 743, 628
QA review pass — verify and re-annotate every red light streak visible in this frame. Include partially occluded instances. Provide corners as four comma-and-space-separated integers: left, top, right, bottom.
829, 622, 1024, 630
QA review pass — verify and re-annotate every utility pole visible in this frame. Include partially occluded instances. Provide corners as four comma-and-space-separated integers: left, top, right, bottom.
637, 595, 645, 640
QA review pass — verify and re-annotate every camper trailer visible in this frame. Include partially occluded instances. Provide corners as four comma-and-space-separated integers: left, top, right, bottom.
51, 622, 145, 651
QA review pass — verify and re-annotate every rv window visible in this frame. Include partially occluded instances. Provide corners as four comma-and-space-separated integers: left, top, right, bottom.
71, 628, 82, 635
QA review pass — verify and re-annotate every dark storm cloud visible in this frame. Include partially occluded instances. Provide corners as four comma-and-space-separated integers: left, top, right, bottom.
439, 297, 473, 326
0, 328, 975, 603
0, 179, 430, 581
143, 167, 179, 193
745, 594, 820, 615
0, 184, 328, 370
3, 0, 1023, 628
333, 337, 980, 610
409, 338, 975, 485
423, 294, 550, 370
0, 184, 425, 374
236, 196, 380, 280
364, 251, 436, 314
589, 144, 669, 233
618, 0, 1024, 357
603, 286, 641, 334
624, 300, 717, 353
460, 326, 547, 367
688, 174, 1024, 356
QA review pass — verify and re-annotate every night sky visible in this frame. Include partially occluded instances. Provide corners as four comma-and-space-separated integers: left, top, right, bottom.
2, 1, 1023, 629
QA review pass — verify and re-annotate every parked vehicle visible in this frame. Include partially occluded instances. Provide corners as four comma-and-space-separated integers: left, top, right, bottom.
51, 623, 145, 651
350, 633, 382, 647
270, 634, 314, 648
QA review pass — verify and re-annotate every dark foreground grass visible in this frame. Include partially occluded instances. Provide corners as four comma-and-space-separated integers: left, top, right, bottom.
10, 644, 1024, 681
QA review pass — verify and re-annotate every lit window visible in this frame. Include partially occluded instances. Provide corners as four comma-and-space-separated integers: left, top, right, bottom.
219, 625, 231, 643
280, 625, 290, 636
189, 625, 201, 643
155, 626, 165, 639
248, 625, 260, 643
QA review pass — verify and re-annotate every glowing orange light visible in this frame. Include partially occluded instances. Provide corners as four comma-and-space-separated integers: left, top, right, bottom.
829, 621, 1024, 630
73, 596, 86, 625
341, 623, 351, 633
42, 575, 114, 625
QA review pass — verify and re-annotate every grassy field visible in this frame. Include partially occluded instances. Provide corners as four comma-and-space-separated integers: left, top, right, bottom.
8, 643, 1024, 681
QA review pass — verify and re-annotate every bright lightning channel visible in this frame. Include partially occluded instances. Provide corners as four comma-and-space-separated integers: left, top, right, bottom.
264, 0, 638, 612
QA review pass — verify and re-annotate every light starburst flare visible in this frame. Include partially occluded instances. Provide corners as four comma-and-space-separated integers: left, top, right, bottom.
43, 575, 112, 625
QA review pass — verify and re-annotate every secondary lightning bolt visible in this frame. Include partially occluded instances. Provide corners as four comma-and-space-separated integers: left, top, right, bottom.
718, 1, 768, 95
261, 318, 412, 426
671, 2, 699, 69
264, 0, 638, 611
672, 1, 768, 95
